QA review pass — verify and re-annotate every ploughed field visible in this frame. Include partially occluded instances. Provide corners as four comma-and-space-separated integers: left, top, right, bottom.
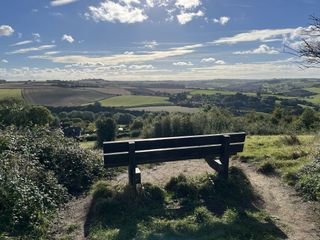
22, 87, 113, 106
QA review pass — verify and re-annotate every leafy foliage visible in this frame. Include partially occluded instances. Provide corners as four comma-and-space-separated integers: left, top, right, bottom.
0, 127, 104, 237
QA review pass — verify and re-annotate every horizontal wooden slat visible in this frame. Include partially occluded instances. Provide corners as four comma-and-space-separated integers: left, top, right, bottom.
103, 132, 245, 154
103, 141, 129, 154
104, 143, 244, 168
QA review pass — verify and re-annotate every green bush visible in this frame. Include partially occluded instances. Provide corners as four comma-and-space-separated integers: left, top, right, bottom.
296, 157, 320, 201
0, 127, 104, 237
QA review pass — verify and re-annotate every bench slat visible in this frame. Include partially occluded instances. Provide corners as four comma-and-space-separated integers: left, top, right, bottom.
104, 142, 244, 167
103, 132, 245, 154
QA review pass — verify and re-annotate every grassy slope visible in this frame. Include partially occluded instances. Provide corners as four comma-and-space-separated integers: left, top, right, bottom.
239, 135, 319, 199
86, 169, 285, 240
99, 95, 171, 107
0, 89, 22, 99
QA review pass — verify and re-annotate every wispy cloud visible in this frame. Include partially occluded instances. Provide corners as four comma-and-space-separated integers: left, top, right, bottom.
213, 28, 299, 44
173, 61, 193, 66
233, 44, 279, 55
7, 45, 56, 55
30, 43, 203, 65
51, 0, 78, 7
10, 40, 33, 47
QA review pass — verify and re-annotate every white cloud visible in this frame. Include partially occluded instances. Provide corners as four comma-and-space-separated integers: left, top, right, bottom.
200, 57, 225, 64
5, 58, 320, 81
45, 51, 61, 55
213, 28, 300, 44
177, 10, 204, 24
175, 0, 201, 9
62, 34, 75, 43
200, 57, 216, 63
213, 16, 230, 25
51, 0, 79, 6
129, 64, 154, 70
32, 43, 203, 65
0, 25, 14, 37
215, 60, 225, 65
143, 40, 158, 49
87, 1, 148, 24
32, 33, 41, 42
7, 45, 56, 55
173, 61, 193, 66
233, 44, 279, 55
10, 40, 33, 47
1, 59, 8, 63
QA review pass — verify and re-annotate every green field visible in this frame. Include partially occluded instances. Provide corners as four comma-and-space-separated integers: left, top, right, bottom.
99, 95, 171, 107
0, 89, 22, 99
191, 89, 256, 96
303, 88, 320, 104
129, 106, 199, 113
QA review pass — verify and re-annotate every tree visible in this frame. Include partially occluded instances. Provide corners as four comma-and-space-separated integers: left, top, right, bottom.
28, 106, 53, 126
300, 108, 317, 129
95, 117, 116, 147
298, 16, 320, 66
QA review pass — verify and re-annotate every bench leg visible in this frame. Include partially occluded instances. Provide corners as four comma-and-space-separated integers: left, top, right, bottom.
220, 135, 230, 179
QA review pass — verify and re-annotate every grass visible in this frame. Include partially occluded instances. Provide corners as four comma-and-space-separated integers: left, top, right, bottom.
99, 95, 171, 108
128, 106, 199, 113
80, 141, 96, 149
190, 89, 257, 97
239, 135, 320, 200
0, 89, 22, 99
86, 168, 286, 240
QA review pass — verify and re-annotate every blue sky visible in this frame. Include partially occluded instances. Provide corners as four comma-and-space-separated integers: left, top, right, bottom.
1, 0, 320, 81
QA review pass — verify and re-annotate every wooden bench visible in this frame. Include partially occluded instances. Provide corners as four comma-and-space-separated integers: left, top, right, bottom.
104, 132, 246, 188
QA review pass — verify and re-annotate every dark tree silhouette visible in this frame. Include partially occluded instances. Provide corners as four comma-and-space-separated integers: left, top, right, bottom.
298, 16, 320, 66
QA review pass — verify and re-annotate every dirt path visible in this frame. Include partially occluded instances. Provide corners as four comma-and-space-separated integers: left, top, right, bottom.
53, 159, 320, 240
234, 161, 320, 240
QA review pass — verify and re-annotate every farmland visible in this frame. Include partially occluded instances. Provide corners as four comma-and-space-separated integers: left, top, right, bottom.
129, 106, 199, 113
99, 95, 171, 107
23, 87, 113, 106
0, 89, 22, 99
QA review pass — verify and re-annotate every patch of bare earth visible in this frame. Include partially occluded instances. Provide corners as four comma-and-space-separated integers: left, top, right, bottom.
234, 160, 320, 240
52, 159, 320, 240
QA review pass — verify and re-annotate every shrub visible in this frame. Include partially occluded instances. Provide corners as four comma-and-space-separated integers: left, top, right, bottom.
296, 157, 320, 201
0, 127, 104, 237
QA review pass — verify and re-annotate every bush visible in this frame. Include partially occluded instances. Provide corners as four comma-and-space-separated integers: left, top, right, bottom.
0, 127, 104, 237
296, 157, 320, 201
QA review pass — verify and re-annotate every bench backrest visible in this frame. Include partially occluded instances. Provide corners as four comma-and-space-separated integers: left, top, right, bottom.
104, 132, 246, 168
